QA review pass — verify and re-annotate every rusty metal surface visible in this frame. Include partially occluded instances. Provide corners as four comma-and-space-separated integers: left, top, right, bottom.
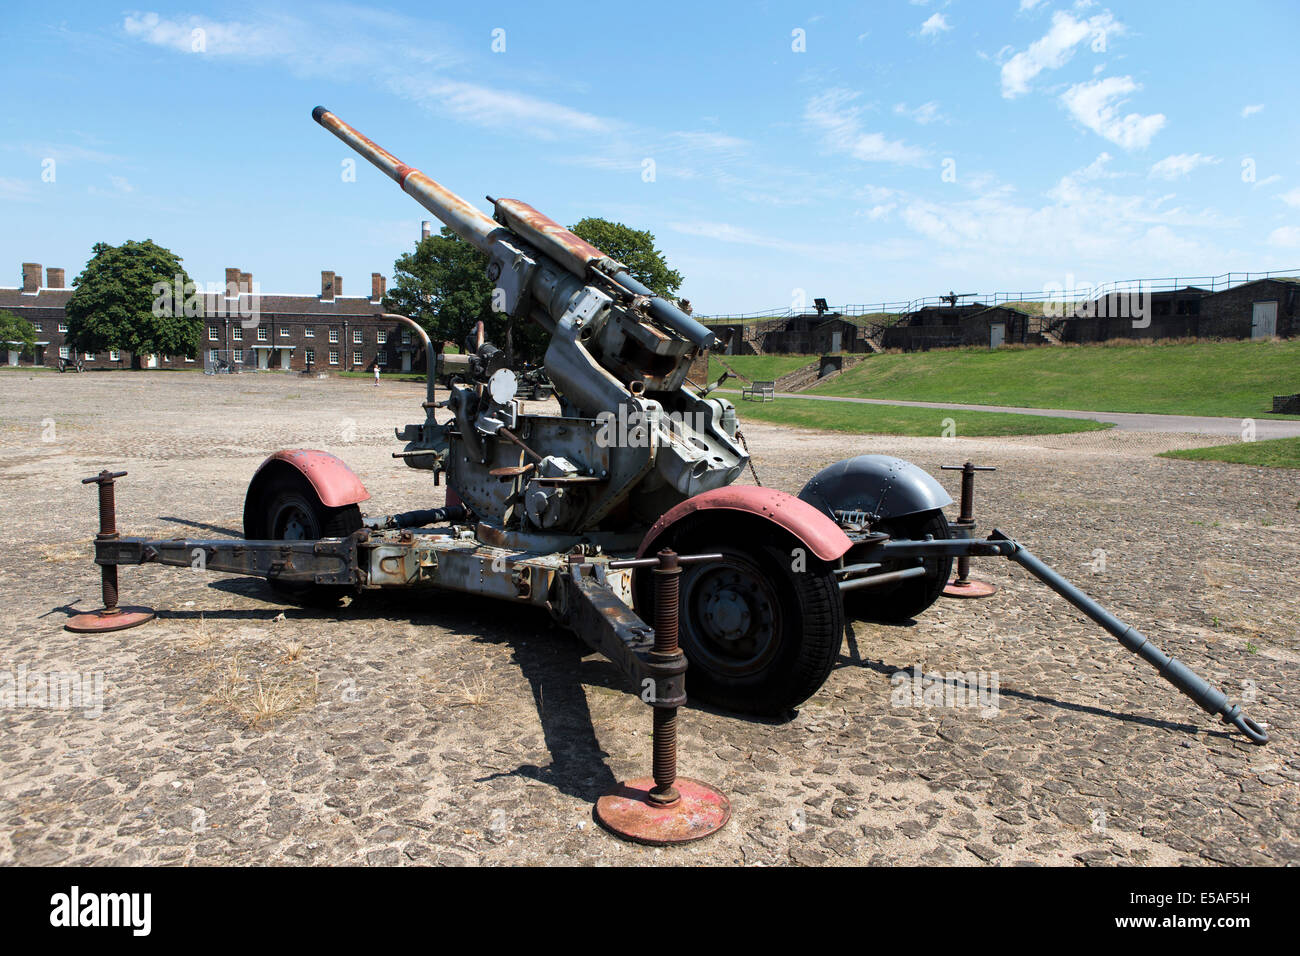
639, 486, 852, 563
66, 470, 156, 634
313, 107, 498, 253
594, 778, 731, 845
65, 607, 156, 634
942, 578, 999, 598
493, 198, 612, 279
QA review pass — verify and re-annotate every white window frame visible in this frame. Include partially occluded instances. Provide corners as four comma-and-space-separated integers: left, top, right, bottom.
353, 329, 363, 344
353, 351, 363, 365
232, 325, 243, 341
304, 348, 315, 365
257, 325, 268, 342
305, 326, 315, 338
109, 349, 120, 361
377, 349, 387, 366
208, 325, 218, 341
328, 349, 339, 365
329, 328, 339, 343
377, 330, 387, 344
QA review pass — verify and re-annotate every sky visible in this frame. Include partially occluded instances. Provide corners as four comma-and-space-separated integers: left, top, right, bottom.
1, 0, 1298, 315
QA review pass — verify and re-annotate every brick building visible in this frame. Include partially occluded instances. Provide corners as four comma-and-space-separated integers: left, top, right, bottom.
0, 262, 424, 372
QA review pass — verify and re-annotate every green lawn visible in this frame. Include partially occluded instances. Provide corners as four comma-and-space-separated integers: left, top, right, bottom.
1159, 436, 1300, 469
808, 339, 1300, 419
337, 370, 427, 382
733, 396, 1111, 437
707, 354, 817, 383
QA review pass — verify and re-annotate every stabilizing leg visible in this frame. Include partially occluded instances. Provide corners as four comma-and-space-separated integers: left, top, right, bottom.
942, 461, 998, 599
66, 470, 156, 633
991, 530, 1268, 744
593, 549, 732, 844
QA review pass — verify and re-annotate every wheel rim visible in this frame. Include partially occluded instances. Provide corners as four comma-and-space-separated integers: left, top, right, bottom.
269, 495, 320, 541
681, 555, 782, 678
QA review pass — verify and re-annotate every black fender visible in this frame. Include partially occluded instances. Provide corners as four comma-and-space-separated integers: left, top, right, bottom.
797, 454, 952, 524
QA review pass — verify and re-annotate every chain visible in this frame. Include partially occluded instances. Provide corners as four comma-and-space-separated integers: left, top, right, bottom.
735, 428, 762, 487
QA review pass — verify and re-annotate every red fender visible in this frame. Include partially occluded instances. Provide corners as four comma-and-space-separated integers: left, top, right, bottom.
243, 450, 370, 537
638, 486, 852, 562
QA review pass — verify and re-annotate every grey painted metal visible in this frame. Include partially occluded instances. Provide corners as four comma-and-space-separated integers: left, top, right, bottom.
799, 454, 954, 524
837, 565, 926, 593
989, 530, 1268, 744
610, 268, 718, 350
314, 107, 746, 534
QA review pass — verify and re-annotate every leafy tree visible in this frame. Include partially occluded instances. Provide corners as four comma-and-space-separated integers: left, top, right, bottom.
569, 218, 683, 300
0, 310, 37, 357
384, 218, 685, 366
384, 226, 505, 350
64, 239, 202, 368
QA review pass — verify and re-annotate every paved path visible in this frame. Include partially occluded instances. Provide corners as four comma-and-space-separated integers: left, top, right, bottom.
721, 390, 1300, 438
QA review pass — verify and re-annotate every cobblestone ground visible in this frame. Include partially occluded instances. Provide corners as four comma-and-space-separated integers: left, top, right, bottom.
0, 371, 1295, 866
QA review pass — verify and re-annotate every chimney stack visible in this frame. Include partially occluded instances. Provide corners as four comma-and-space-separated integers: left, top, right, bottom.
225, 267, 240, 298
21, 263, 41, 293
321, 270, 335, 301
46, 267, 65, 289
421, 220, 432, 240
371, 273, 386, 303
240, 271, 252, 295
334, 275, 342, 297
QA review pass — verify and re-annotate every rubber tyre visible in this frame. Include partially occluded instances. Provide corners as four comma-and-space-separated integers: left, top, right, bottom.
634, 517, 844, 716
845, 509, 951, 623
255, 475, 362, 607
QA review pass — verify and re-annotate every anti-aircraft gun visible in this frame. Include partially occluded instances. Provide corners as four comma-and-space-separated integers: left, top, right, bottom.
65, 108, 1267, 845
314, 107, 745, 541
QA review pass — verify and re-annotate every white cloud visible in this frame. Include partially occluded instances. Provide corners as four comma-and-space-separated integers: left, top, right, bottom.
805, 89, 928, 165
389, 76, 610, 137
1241, 103, 1265, 118
1278, 188, 1300, 208
1268, 226, 1300, 247
1060, 76, 1165, 150
123, 10, 612, 139
920, 13, 951, 37
894, 101, 944, 125
107, 175, 135, 193
1000, 11, 1121, 98
1148, 153, 1221, 180
668, 220, 881, 263
0, 176, 36, 202
1078, 152, 1118, 179
1020, 0, 1047, 10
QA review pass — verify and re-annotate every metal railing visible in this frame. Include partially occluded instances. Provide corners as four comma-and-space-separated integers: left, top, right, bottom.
697, 269, 1300, 324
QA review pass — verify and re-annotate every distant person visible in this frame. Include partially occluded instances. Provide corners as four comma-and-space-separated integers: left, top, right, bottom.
373, 365, 380, 387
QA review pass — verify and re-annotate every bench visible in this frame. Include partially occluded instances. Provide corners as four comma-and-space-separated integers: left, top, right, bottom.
742, 380, 775, 401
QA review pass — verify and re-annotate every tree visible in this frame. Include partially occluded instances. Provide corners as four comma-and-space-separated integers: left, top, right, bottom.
384, 225, 502, 350
0, 310, 37, 358
569, 218, 683, 300
64, 239, 202, 368
384, 217, 685, 366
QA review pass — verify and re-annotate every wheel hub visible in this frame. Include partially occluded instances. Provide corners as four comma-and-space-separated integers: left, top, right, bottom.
704, 588, 752, 641
684, 562, 780, 677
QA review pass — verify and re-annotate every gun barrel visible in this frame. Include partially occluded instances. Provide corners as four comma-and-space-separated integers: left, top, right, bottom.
313, 106, 498, 254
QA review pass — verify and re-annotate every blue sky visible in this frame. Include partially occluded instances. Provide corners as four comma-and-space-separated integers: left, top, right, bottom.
2, 1, 1297, 313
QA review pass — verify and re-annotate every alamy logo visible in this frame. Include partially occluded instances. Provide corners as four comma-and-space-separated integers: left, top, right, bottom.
0, 666, 104, 718
49, 886, 151, 936
594, 407, 710, 449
